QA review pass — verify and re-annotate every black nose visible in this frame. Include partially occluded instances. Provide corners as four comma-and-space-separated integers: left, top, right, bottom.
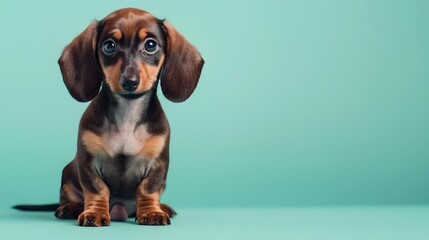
120, 77, 139, 92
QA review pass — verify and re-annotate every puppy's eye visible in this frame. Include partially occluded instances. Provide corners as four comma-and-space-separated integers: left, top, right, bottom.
143, 38, 158, 53
102, 39, 116, 54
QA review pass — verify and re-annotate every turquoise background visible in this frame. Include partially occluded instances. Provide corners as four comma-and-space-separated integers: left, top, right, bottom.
1, 0, 428, 209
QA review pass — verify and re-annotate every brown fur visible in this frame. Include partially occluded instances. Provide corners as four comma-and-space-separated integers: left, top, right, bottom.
101, 59, 124, 94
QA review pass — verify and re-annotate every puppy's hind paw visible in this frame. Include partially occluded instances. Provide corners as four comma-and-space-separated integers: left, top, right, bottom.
136, 211, 170, 225
55, 203, 83, 219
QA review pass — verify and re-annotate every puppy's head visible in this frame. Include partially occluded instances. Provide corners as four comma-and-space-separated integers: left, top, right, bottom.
59, 8, 204, 102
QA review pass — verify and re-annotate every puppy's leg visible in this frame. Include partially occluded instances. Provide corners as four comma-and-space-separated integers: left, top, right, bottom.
77, 164, 111, 227
135, 162, 171, 225
78, 183, 110, 226
55, 161, 84, 219
135, 134, 172, 225
76, 132, 112, 227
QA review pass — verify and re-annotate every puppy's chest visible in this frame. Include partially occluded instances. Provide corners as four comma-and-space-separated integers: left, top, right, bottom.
102, 97, 150, 156
94, 107, 154, 194
103, 121, 148, 156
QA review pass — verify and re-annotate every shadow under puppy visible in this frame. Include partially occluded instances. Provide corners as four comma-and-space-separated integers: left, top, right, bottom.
15, 8, 204, 226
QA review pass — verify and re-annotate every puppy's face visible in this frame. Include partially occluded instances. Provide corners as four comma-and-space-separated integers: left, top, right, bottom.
98, 9, 166, 98
59, 8, 204, 103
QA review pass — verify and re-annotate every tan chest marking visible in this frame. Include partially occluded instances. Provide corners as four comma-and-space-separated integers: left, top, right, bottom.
81, 95, 166, 159
139, 135, 165, 159
82, 129, 165, 160
82, 131, 112, 157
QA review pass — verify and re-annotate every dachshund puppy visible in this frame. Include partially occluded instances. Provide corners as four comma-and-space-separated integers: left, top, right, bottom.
47, 8, 202, 226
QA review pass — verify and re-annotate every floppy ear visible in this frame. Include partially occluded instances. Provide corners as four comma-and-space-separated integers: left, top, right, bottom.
58, 21, 103, 102
160, 20, 204, 102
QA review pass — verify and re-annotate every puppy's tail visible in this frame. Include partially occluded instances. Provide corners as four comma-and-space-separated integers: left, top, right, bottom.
160, 203, 177, 218
13, 203, 59, 211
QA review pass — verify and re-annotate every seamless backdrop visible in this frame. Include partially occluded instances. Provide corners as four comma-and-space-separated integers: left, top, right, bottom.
0, 0, 428, 209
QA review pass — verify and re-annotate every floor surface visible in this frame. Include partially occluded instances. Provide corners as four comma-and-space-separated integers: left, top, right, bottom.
1, 206, 428, 240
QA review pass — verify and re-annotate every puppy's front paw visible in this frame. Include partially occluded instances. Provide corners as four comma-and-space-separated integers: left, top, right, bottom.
136, 211, 170, 225
78, 210, 110, 227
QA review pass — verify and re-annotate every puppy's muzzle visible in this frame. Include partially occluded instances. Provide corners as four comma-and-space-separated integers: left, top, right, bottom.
121, 66, 139, 92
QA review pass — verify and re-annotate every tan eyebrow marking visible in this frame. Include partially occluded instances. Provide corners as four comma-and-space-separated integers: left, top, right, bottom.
138, 28, 147, 40
109, 29, 122, 41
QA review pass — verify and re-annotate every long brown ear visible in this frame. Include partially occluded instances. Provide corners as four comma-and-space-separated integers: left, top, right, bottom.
160, 20, 204, 102
58, 21, 103, 102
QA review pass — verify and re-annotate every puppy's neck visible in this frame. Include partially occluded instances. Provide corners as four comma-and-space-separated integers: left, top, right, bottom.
100, 87, 154, 128
113, 93, 152, 125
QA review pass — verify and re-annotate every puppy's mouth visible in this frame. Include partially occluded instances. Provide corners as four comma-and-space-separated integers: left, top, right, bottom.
118, 88, 154, 100
119, 92, 147, 100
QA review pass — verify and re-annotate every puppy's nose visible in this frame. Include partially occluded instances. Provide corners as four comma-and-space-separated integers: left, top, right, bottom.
121, 66, 139, 92
120, 77, 139, 92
